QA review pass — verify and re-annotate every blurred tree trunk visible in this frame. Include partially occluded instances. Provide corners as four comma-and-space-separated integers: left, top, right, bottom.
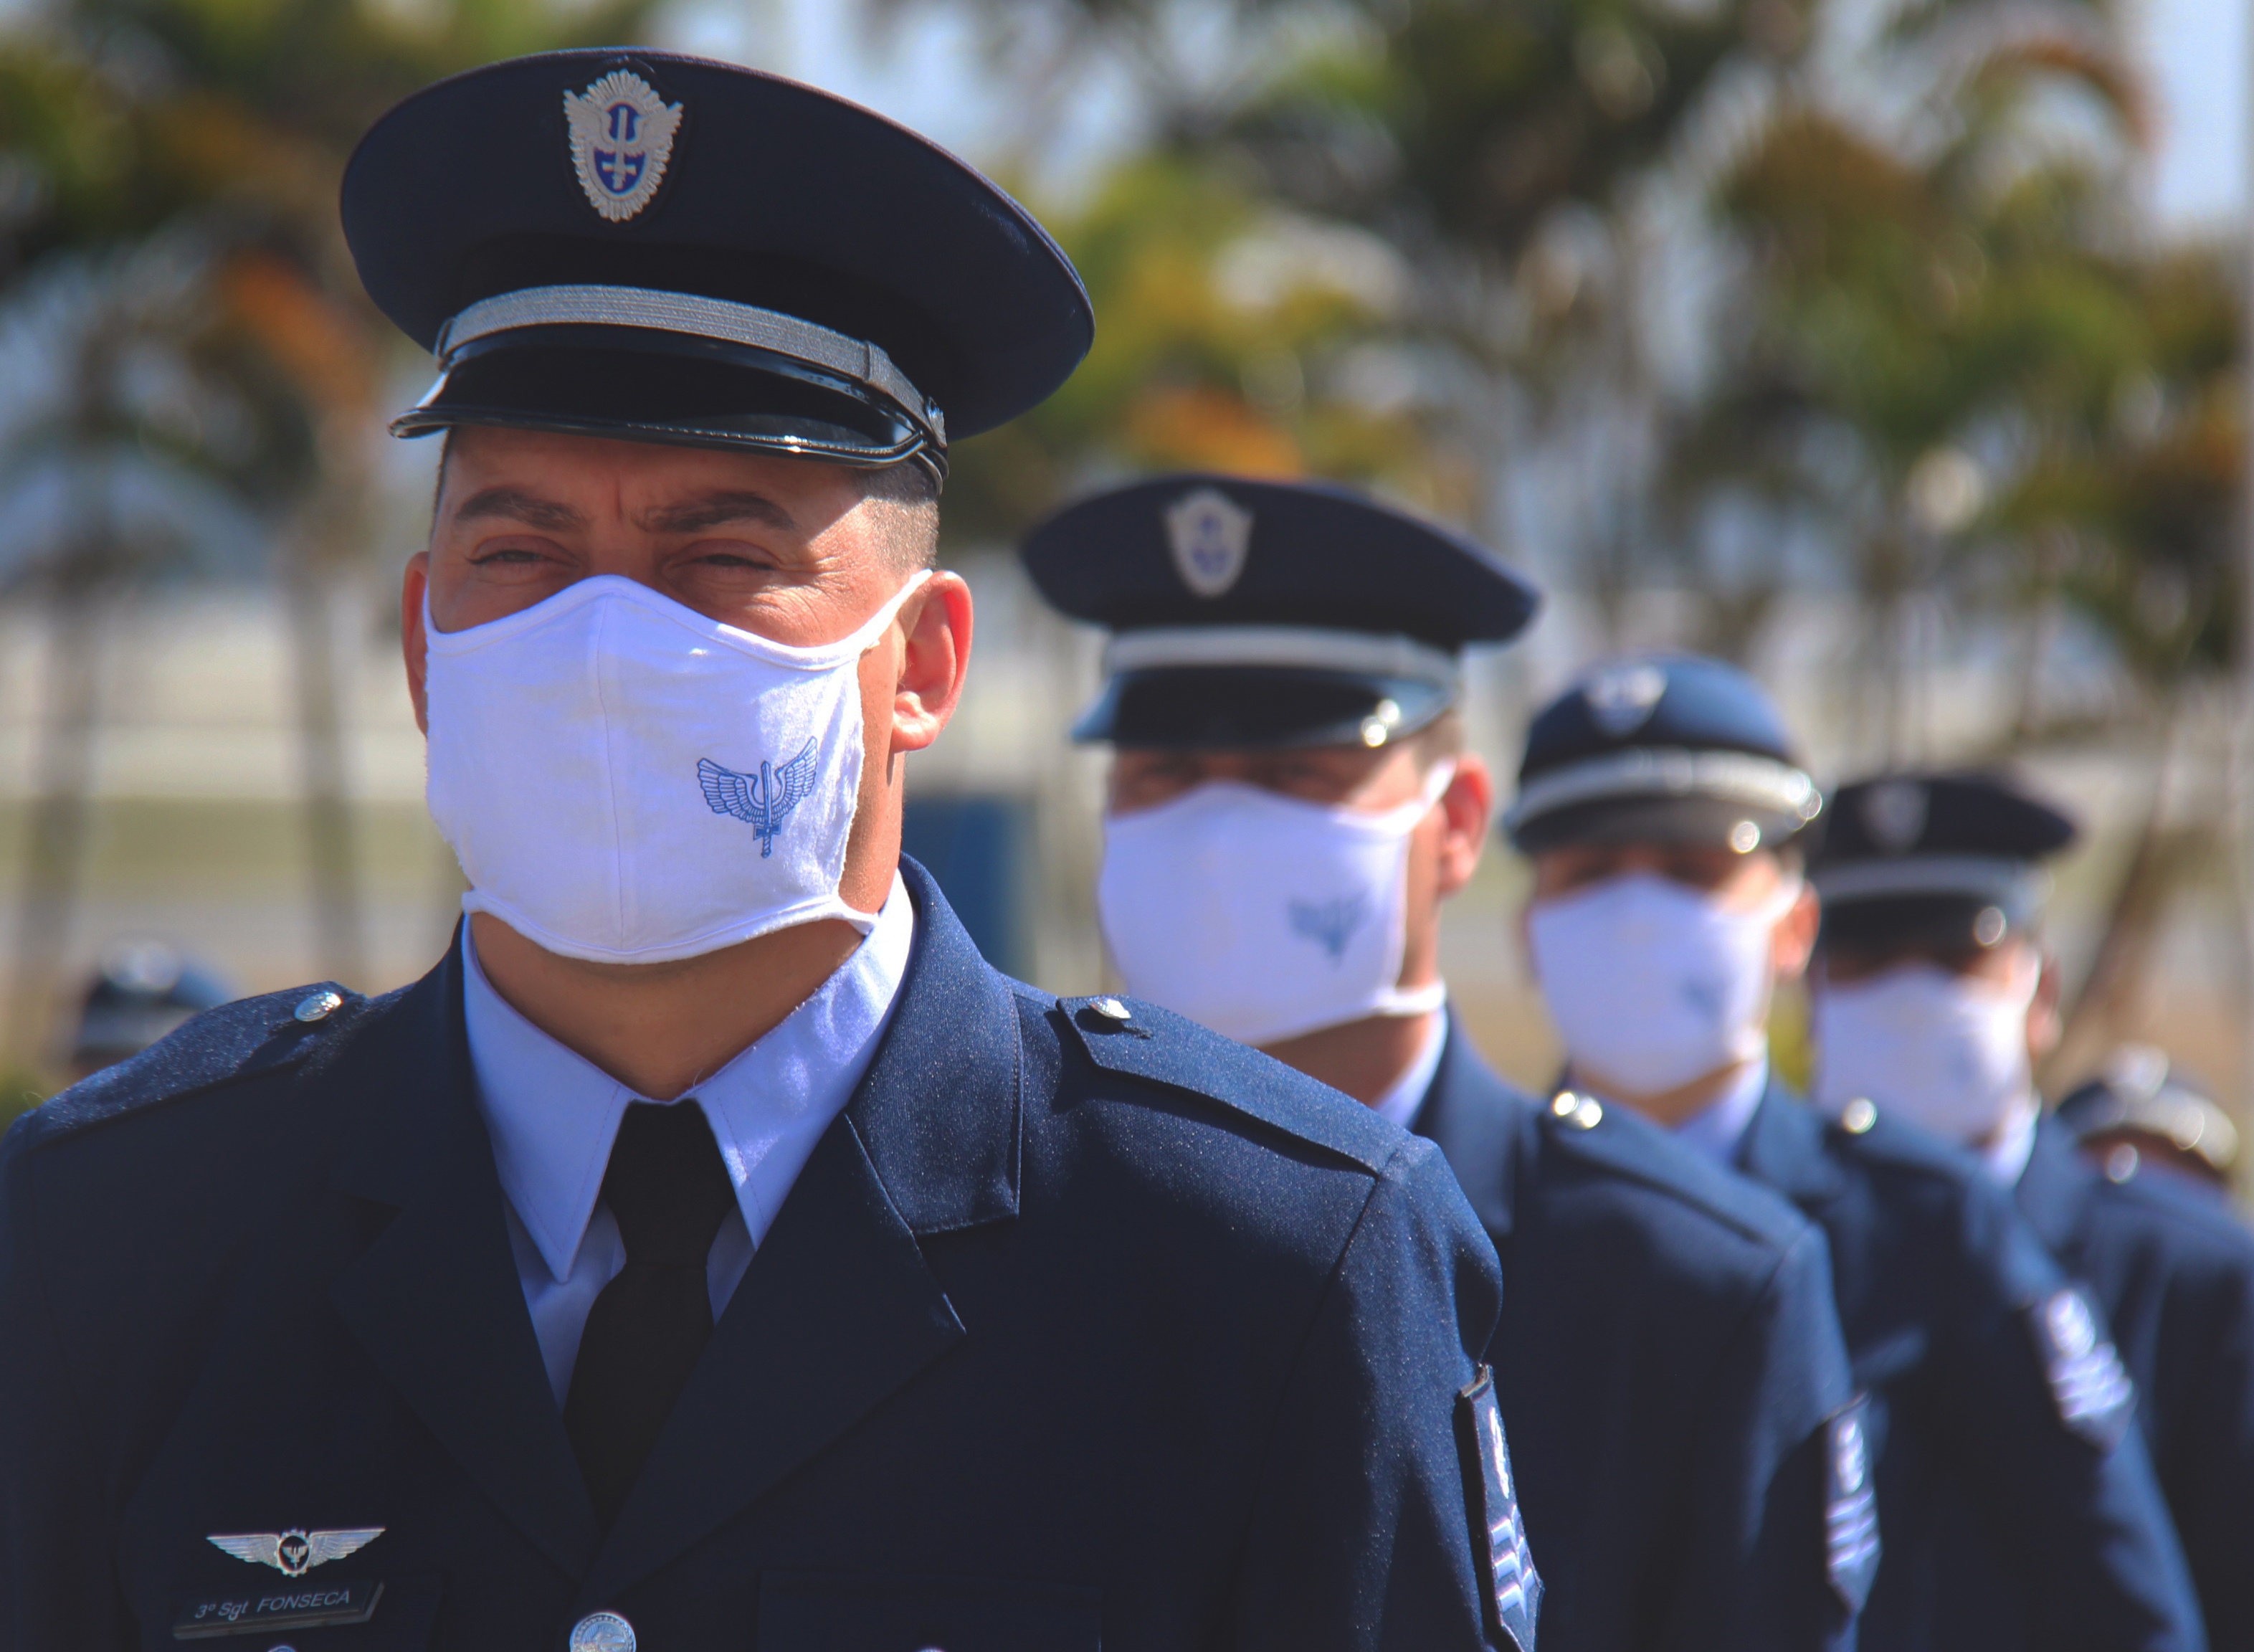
282, 469, 367, 990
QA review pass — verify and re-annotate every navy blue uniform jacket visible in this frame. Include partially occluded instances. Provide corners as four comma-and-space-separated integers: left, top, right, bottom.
1736, 1083, 2204, 1652
1414, 1025, 1859, 1652
2017, 1112, 2254, 1650
0, 861, 1517, 1651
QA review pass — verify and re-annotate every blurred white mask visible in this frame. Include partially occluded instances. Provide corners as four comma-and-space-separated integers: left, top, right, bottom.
1096, 766, 1454, 1046
1528, 871, 1797, 1096
1812, 952, 2039, 1144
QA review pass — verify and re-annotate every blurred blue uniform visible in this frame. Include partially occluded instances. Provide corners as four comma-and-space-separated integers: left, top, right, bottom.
1416, 1019, 1865, 1651
2016, 1110, 2254, 1649
0, 863, 1523, 1650
1738, 1080, 2205, 1652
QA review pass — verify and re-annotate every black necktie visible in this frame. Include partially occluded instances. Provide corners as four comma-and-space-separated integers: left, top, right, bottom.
564, 1101, 735, 1529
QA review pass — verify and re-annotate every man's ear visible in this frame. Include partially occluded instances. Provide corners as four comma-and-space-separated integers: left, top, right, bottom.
888, 571, 972, 756
1433, 754, 1493, 901
1772, 880, 1820, 984
402, 551, 432, 736
2027, 946, 2064, 1063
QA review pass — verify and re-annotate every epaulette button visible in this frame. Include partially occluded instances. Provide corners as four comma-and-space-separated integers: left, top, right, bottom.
295, 989, 345, 1024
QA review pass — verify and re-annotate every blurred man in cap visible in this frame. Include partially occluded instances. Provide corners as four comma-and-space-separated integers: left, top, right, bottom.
1505, 655, 2204, 1652
1809, 770, 2254, 1647
1025, 474, 1866, 1652
2059, 1045, 2241, 1200
0, 54, 1519, 1651
64, 940, 234, 1083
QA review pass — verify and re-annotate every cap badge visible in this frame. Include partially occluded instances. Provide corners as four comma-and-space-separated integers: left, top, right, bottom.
1859, 780, 1929, 855
564, 70, 683, 224
1582, 663, 1666, 736
1163, 487, 1253, 598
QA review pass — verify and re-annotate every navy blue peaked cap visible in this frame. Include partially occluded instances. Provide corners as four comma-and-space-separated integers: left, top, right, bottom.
1812, 771, 2077, 954
342, 51, 1093, 480
1506, 655, 1820, 853
1019, 474, 1539, 749
2056, 1045, 2239, 1179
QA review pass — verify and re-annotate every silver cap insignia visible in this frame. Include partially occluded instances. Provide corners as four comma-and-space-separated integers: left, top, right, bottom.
1858, 779, 1929, 855
1163, 487, 1253, 598
1582, 663, 1666, 736
564, 70, 684, 224
206, 1526, 384, 1577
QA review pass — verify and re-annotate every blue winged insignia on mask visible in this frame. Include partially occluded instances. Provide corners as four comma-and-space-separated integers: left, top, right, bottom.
1288, 893, 1368, 962
698, 739, 820, 858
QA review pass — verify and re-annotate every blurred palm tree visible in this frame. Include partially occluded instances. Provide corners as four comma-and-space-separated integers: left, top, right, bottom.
0, 0, 655, 1067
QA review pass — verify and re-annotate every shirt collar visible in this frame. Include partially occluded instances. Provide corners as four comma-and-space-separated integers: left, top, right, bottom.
463, 871, 916, 1283
1667, 1055, 1772, 1169
1987, 1091, 2042, 1185
1372, 1007, 1450, 1129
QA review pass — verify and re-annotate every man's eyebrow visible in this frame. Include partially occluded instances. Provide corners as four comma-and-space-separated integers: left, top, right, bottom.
638, 491, 797, 535
451, 487, 589, 532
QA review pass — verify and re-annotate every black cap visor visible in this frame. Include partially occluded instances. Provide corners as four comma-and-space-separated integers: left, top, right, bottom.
394, 326, 943, 475
1816, 894, 2025, 958
1075, 667, 1452, 751
1508, 794, 1811, 856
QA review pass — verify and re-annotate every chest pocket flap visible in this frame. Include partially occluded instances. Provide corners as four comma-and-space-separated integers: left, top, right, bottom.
759, 1571, 1100, 1652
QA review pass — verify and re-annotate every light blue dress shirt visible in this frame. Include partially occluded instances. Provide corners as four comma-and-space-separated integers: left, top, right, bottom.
1372, 1007, 1449, 1129
1664, 1056, 1772, 1169
462, 873, 915, 1404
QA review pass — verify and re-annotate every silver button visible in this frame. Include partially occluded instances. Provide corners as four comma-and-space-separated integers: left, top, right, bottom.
569, 1613, 636, 1652
1092, 997, 1132, 1021
2105, 1144, 2140, 1184
1567, 1097, 1603, 1131
293, 989, 343, 1023
1550, 1091, 1579, 1117
1841, 1098, 1878, 1135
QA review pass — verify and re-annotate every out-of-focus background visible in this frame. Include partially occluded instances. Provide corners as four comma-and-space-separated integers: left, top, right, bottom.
0, 0, 2246, 1189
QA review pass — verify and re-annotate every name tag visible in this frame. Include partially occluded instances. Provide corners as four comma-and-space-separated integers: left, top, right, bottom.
173, 1577, 382, 1640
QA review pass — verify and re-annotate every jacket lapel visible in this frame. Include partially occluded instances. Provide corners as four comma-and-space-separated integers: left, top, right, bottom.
1410, 1012, 1519, 1239
1736, 1077, 1846, 1208
580, 856, 1023, 1605
327, 939, 602, 1581
2012, 1110, 2093, 1255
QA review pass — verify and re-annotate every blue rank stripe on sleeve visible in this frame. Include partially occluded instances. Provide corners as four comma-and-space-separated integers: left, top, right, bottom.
2029, 1285, 2136, 1451
1458, 1366, 1540, 1651
1824, 1395, 1880, 1612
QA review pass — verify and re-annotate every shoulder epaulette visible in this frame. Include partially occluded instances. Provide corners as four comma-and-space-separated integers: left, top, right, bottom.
1541, 1091, 1811, 1250
6, 983, 369, 1154
1056, 994, 1399, 1175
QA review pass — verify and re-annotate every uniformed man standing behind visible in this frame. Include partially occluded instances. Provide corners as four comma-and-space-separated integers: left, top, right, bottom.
1502, 654, 2205, 1652
0, 54, 1527, 1651
1807, 769, 2254, 1648
1022, 475, 1868, 1651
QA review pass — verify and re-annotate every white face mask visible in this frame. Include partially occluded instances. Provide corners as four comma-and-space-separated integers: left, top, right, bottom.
423, 569, 931, 965
1095, 765, 1454, 1047
1812, 954, 2038, 1143
1527, 871, 1796, 1097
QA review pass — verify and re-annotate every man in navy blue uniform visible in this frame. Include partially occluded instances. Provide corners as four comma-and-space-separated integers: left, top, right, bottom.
1503, 655, 2205, 1652
1022, 475, 1867, 1651
1807, 770, 2254, 1647
0, 55, 1527, 1652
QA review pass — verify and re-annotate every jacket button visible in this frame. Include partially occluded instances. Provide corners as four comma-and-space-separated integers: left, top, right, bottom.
569, 1612, 635, 1652
294, 989, 344, 1023
1092, 997, 1131, 1020
1840, 1098, 1878, 1134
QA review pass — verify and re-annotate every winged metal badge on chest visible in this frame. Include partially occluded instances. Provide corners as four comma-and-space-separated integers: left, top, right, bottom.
207, 1527, 384, 1577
